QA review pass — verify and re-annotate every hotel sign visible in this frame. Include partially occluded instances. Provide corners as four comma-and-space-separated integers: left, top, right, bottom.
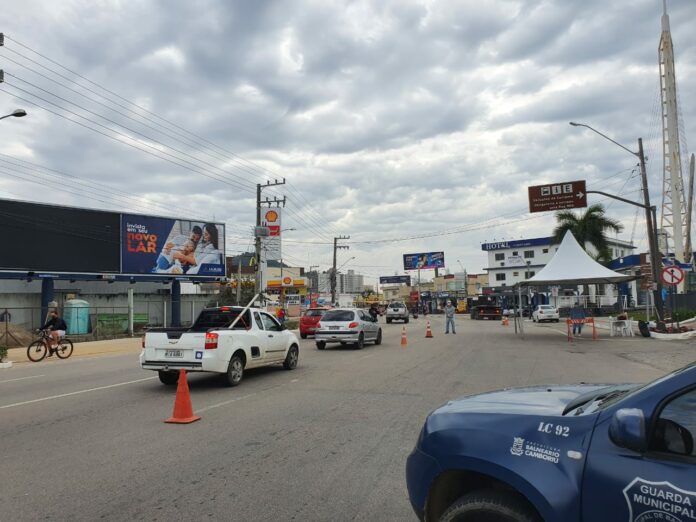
528, 180, 587, 213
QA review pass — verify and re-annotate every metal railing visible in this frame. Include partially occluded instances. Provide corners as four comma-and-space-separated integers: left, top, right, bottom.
0, 299, 209, 348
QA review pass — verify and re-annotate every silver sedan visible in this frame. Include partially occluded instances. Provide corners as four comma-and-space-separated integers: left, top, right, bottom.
314, 308, 382, 350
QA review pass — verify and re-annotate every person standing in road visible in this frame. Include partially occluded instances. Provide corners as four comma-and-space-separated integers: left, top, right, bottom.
444, 300, 456, 334
570, 302, 586, 336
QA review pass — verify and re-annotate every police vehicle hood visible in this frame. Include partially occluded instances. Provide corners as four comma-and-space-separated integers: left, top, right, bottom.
433, 383, 634, 417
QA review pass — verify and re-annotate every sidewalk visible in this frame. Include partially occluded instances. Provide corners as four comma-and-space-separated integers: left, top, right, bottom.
7, 337, 142, 364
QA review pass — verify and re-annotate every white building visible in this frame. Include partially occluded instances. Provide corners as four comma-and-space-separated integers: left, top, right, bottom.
315, 269, 366, 294
482, 236, 635, 288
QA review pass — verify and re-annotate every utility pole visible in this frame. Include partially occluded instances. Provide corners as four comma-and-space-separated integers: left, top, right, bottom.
331, 236, 350, 305
254, 179, 286, 300
638, 138, 665, 321
236, 255, 242, 306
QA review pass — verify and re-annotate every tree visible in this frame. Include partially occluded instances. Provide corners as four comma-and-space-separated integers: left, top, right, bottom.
552, 204, 623, 263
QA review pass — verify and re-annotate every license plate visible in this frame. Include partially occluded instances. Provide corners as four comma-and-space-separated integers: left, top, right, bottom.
329, 326, 340, 330
165, 349, 183, 358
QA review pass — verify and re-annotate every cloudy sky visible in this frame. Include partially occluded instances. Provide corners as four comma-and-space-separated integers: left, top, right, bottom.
1, 0, 695, 285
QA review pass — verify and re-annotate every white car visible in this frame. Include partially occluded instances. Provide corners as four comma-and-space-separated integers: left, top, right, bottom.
385, 302, 410, 323
532, 304, 560, 323
314, 308, 382, 350
140, 306, 300, 386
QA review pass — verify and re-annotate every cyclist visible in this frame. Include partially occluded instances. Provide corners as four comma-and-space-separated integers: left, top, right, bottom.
41, 309, 67, 356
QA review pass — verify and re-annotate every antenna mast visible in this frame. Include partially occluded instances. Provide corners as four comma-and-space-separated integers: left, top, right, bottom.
659, 0, 689, 262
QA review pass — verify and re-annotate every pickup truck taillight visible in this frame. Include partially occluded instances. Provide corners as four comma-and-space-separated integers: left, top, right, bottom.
205, 332, 219, 349
348, 322, 359, 329
316, 322, 322, 329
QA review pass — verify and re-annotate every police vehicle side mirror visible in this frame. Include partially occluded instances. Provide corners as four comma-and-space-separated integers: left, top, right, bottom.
609, 408, 647, 453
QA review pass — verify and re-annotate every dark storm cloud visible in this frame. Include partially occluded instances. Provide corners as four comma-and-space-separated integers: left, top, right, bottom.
0, 0, 695, 277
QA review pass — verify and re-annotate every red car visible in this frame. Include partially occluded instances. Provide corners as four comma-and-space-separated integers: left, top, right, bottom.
299, 308, 330, 339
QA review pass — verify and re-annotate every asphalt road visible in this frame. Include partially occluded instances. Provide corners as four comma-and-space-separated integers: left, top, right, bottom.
0, 316, 690, 521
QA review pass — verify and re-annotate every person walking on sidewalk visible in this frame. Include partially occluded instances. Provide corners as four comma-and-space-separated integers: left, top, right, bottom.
570, 302, 586, 336
444, 300, 456, 334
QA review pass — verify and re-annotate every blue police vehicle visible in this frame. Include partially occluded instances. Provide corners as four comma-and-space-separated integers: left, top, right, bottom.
406, 362, 696, 521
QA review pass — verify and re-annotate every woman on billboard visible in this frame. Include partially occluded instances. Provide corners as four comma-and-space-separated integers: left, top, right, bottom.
177, 223, 223, 275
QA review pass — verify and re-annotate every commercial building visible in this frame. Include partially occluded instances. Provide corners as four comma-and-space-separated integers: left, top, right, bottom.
482, 237, 636, 288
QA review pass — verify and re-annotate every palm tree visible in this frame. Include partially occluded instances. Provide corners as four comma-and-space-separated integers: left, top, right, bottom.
551, 204, 623, 263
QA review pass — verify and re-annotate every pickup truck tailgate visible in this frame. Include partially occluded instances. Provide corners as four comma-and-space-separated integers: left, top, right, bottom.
142, 331, 207, 368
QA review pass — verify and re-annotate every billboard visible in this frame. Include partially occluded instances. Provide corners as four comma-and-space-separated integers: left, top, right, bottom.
403, 251, 445, 270
0, 199, 121, 273
379, 275, 411, 285
261, 207, 281, 262
122, 214, 225, 276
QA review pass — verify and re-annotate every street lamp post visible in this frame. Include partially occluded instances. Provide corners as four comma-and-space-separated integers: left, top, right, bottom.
569, 122, 664, 321
0, 109, 27, 121
279, 228, 296, 308
334, 256, 355, 305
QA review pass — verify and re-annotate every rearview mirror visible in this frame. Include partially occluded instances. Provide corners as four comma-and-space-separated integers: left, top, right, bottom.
609, 408, 647, 452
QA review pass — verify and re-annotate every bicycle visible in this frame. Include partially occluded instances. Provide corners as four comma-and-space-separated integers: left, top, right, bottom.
27, 329, 74, 362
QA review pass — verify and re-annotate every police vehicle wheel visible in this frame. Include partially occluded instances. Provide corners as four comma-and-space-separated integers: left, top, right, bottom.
387, 318, 392, 324
405, 318, 409, 324
439, 489, 540, 522
354, 333, 364, 350
224, 355, 244, 387
283, 345, 299, 370
158, 370, 179, 385
300, 333, 307, 339
316, 341, 326, 350
374, 329, 382, 345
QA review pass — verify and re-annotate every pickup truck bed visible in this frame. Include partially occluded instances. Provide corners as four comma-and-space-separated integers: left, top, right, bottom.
140, 306, 300, 386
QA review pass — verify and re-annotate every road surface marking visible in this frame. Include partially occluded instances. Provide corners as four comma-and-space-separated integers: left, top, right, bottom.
0, 376, 157, 410
0, 374, 45, 384
198, 393, 257, 413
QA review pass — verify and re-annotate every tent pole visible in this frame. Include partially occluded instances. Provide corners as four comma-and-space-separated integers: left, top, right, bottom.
518, 285, 524, 336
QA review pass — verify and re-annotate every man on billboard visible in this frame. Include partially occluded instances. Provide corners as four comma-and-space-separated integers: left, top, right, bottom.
177, 223, 223, 275
154, 226, 202, 273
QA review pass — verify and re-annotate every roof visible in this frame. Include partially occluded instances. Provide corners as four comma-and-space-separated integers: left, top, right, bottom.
518, 231, 637, 287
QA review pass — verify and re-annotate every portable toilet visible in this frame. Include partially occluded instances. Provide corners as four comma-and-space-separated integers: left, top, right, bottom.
64, 299, 90, 335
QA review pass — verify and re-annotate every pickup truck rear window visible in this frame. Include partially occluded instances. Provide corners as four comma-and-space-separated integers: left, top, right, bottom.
191, 310, 251, 331
304, 310, 325, 317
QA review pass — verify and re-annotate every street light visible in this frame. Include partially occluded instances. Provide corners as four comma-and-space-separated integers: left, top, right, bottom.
0, 109, 27, 121
337, 256, 355, 272
278, 228, 297, 307
569, 121, 664, 321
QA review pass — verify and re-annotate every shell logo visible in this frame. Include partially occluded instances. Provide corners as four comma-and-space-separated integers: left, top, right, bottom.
283, 276, 292, 285
265, 210, 279, 223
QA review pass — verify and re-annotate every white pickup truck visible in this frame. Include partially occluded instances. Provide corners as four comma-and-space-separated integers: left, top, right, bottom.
140, 306, 300, 386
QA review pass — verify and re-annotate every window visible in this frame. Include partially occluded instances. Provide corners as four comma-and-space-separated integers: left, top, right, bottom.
496, 273, 506, 281
254, 312, 264, 330
650, 388, 696, 457
495, 253, 504, 261
322, 310, 355, 322
512, 251, 519, 256
542, 248, 549, 254
524, 250, 535, 259
513, 272, 519, 277
525, 271, 536, 278
261, 313, 281, 332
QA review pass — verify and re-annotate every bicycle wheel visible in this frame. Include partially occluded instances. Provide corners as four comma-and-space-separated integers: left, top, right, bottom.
55, 338, 74, 359
27, 340, 48, 362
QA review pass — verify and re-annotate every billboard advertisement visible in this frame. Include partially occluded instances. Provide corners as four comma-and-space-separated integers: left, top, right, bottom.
379, 275, 411, 285
403, 251, 445, 270
261, 207, 281, 262
122, 214, 225, 276
0, 198, 121, 273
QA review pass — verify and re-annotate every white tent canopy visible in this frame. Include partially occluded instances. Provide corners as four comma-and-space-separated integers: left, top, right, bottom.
518, 230, 636, 287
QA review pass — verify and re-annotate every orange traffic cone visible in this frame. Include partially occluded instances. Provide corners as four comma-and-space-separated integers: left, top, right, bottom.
401, 326, 408, 347
425, 321, 434, 338
165, 369, 201, 424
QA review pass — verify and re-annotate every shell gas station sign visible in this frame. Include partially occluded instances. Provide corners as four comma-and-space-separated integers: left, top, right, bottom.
266, 277, 308, 289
